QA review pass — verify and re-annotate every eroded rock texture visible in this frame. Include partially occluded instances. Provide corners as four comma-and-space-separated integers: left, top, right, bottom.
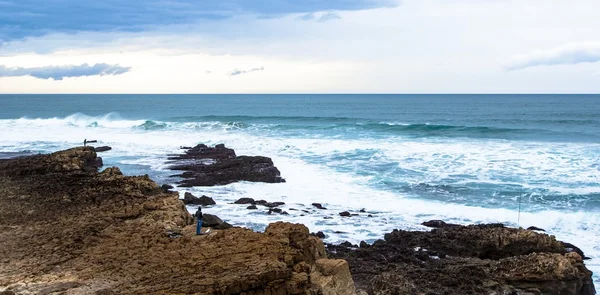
0, 147, 353, 295
328, 223, 596, 295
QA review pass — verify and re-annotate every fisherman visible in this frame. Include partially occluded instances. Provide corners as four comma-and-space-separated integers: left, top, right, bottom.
84, 139, 87, 146
195, 207, 203, 235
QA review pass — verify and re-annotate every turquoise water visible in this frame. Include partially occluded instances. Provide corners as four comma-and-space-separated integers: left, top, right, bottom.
1, 94, 599, 282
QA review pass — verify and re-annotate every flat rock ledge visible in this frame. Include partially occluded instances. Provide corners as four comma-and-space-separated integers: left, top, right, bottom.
167, 144, 285, 187
328, 222, 596, 295
0, 147, 353, 295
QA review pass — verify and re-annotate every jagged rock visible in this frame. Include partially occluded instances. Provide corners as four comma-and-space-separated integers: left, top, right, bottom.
312, 231, 326, 239
0, 148, 355, 294
328, 222, 595, 295
312, 203, 327, 210
310, 259, 357, 295
160, 184, 174, 192
93, 146, 112, 153
94, 156, 103, 168
527, 226, 546, 232
101, 166, 123, 176
339, 211, 351, 217
234, 197, 255, 204
167, 144, 285, 187
359, 241, 369, 248
563, 241, 590, 260
269, 208, 283, 214
201, 213, 225, 227
246, 205, 258, 210
183, 192, 215, 206
359, 208, 366, 213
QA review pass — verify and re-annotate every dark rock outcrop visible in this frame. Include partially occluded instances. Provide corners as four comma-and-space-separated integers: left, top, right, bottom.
167, 144, 285, 187
93, 146, 112, 153
234, 197, 255, 204
182, 192, 216, 206
327, 222, 596, 295
421, 219, 460, 228
527, 226, 546, 232
160, 184, 174, 192
0, 147, 354, 294
312, 203, 327, 210
94, 156, 103, 168
246, 205, 258, 210
339, 211, 351, 217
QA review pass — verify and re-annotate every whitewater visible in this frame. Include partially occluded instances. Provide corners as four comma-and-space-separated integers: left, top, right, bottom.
0, 94, 598, 284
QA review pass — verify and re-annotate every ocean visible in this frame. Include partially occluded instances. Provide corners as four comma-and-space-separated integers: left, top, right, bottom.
1, 94, 599, 283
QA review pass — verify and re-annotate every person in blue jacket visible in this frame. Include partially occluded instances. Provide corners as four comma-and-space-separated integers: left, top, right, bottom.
195, 207, 203, 235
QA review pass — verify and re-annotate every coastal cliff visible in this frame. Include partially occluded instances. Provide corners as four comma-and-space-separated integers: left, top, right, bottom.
0, 147, 354, 294
0, 147, 595, 295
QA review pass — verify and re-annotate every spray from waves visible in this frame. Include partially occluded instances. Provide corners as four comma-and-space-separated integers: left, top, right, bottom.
3, 113, 596, 141
4, 113, 145, 129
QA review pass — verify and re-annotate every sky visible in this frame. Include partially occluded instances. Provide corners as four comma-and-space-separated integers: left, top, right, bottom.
0, 0, 599, 93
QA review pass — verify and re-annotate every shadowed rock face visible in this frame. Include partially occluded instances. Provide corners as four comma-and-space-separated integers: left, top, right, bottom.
167, 144, 285, 187
0, 147, 353, 294
328, 224, 596, 295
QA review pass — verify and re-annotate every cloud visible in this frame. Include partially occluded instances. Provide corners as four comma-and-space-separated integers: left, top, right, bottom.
0, 63, 131, 80
507, 42, 600, 70
0, 0, 397, 42
229, 66, 265, 76
298, 11, 341, 22
318, 12, 342, 22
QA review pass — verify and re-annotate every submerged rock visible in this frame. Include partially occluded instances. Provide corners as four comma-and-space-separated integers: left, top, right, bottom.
328, 222, 595, 295
167, 144, 285, 187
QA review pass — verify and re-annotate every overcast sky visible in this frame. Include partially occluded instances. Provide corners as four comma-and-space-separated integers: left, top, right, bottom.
1, 0, 599, 93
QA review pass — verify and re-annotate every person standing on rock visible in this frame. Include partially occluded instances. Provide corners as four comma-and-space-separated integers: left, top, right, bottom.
195, 207, 203, 235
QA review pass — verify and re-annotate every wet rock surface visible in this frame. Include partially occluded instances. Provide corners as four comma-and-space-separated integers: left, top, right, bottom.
93, 146, 112, 153
0, 147, 354, 294
327, 222, 596, 295
182, 192, 216, 206
167, 143, 285, 187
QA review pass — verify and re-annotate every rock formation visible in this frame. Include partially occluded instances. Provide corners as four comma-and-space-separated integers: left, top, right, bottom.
183, 192, 216, 206
0, 147, 354, 294
167, 144, 286, 187
328, 222, 596, 295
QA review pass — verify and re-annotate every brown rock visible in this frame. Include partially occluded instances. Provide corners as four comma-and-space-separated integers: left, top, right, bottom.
311, 259, 357, 295
0, 148, 353, 294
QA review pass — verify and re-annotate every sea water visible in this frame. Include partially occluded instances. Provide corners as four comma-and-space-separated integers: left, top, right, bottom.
1, 94, 599, 284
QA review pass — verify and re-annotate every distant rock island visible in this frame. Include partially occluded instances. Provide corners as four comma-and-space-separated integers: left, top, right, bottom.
167, 143, 285, 187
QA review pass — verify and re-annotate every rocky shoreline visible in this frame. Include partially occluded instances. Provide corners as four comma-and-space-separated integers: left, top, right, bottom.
0, 146, 596, 294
